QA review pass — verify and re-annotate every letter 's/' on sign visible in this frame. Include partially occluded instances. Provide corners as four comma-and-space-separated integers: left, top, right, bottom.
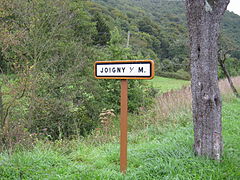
94, 60, 154, 79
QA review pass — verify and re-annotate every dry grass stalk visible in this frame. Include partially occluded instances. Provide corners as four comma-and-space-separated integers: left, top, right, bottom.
83, 77, 240, 145
154, 86, 192, 123
219, 76, 240, 96
155, 76, 240, 123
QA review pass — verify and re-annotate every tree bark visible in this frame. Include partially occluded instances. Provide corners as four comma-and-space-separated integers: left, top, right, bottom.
186, 0, 230, 160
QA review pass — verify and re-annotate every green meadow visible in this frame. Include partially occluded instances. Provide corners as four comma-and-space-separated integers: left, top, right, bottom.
146, 76, 190, 93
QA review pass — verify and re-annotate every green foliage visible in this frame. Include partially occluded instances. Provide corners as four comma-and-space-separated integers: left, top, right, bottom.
219, 57, 240, 78
218, 35, 240, 79
93, 0, 240, 76
1, 0, 240, 76
0, 0, 157, 141
93, 13, 111, 46
97, 28, 155, 113
161, 59, 174, 72
29, 98, 94, 140
107, 28, 130, 59
222, 11, 240, 46
0, 0, 104, 140
157, 70, 191, 81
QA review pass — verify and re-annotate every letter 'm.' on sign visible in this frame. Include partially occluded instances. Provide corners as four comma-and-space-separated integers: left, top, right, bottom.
94, 60, 154, 79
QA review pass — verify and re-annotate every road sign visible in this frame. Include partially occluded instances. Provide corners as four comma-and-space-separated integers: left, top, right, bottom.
94, 59, 154, 174
94, 60, 154, 79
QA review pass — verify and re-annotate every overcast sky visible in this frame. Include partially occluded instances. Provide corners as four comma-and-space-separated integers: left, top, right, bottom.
228, 0, 240, 15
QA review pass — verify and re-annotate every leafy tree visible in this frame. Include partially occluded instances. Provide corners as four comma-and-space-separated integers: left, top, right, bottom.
162, 59, 174, 72
0, 0, 101, 141
218, 35, 240, 98
93, 13, 111, 46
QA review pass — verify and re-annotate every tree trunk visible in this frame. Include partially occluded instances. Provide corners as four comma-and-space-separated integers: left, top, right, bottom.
186, 0, 230, 160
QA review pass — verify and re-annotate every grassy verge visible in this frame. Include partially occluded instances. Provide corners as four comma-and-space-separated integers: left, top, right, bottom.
0, 98, 239, 179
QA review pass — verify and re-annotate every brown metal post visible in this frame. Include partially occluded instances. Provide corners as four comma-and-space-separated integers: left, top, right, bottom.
120, 79, 128, 173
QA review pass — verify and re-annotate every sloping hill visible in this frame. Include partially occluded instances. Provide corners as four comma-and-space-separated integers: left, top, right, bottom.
94, 0, 240, 48
89, 0, 240, 78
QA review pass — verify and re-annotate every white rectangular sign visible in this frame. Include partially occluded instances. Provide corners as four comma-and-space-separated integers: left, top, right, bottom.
94, 60, 154, 79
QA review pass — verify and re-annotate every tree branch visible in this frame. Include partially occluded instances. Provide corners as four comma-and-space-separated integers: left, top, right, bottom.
215, 0, 230, 16
1, 76, 28, 128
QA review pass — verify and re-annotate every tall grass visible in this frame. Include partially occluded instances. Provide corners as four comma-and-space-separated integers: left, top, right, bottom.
154, 76, 240, 126
154, 86, 192, 125
219, 76, 240, 99
81, 76, 240, 146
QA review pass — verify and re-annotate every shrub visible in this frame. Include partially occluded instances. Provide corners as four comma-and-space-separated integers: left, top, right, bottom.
28, 98, 95, 140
